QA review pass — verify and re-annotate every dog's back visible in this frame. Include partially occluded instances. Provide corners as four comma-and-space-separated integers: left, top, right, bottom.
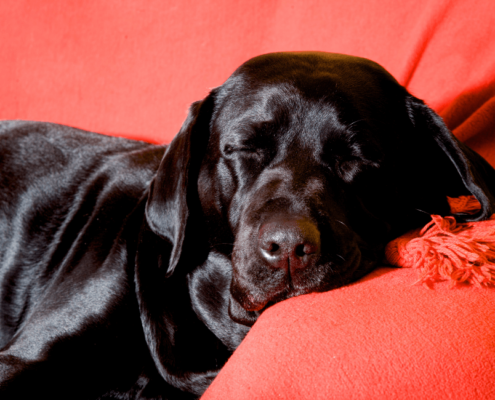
0, 121, 164, 348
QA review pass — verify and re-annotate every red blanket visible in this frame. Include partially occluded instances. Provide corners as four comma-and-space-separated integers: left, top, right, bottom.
202, 268, 495, 399
1, 0, 494, 398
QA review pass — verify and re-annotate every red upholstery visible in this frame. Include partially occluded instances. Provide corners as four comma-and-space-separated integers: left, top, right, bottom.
2, 1, 495, 398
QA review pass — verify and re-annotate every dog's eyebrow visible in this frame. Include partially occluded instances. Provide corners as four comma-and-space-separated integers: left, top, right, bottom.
320, 133, 384, 177
248, 120, 278, 133
221, 118, 278, 142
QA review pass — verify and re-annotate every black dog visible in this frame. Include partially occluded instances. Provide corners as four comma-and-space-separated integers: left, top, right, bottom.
1, 52, 494, 399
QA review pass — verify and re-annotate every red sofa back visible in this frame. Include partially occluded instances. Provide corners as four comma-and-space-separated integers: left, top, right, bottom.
1, 0, 494, 166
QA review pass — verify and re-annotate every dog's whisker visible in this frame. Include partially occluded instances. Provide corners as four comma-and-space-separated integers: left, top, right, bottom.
336, 220, 349, 229
346, 119, 364, 131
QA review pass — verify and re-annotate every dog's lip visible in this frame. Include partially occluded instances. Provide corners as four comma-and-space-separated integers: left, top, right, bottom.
239, 297, 279, 315
240, 295, 270, 312
235, 254, 364, 312
231, 242, 364, 313
231, 282, 283, 312
238, 286, 292, 312
228, 294, 262, 327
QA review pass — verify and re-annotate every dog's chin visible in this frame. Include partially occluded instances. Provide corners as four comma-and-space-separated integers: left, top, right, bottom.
228, 295, 262, 327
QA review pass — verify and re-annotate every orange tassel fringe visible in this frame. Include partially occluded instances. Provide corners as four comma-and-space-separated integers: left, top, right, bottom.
385, 196, 495, 287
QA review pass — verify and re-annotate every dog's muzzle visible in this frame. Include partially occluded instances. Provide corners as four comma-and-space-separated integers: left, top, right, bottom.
258, 216, 321, 274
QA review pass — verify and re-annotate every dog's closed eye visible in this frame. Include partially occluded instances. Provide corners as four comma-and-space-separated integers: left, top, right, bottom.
337, 157, 381, 182
222, 132, 277, 167
324, 136, 382, 183
223, 144, 258, 154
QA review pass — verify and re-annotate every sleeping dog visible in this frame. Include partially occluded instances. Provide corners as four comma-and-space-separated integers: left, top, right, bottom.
1, 52, 494, 399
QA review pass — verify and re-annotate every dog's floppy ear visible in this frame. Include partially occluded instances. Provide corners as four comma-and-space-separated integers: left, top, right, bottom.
405, 95, 495, 222
145, 92, 215, 275
136, 92, 226, 395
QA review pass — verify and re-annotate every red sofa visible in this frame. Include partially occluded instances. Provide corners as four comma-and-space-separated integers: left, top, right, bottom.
2, 1, 495, 398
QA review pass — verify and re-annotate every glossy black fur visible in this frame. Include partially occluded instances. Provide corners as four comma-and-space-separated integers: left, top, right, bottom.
1, 52, 495, 399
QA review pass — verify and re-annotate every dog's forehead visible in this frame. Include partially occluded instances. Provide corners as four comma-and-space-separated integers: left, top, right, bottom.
216, 81, 335, 124
213, 52, 402, 127
213, 82, 344, 149
211, 52, 406, 151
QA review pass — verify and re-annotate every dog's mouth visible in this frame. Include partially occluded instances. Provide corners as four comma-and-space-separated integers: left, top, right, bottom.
228, 294, 264, 327
228, 290, 291, 327
228, 271, 298, 326
228, 248, 364, 327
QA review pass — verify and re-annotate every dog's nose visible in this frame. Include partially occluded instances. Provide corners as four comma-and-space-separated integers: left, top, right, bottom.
258, 217, 320, 272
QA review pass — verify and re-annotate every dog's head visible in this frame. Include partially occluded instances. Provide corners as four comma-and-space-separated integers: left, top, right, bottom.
146, 52, 495, 327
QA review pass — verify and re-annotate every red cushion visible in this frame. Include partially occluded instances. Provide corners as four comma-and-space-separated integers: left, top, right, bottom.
202, 268, 495, 399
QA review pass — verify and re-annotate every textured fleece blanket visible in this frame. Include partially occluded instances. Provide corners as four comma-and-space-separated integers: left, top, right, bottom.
202, 268, 495, 399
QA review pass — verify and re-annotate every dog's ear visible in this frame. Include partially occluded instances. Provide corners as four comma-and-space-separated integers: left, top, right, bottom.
145, 92, 215, 276
404, 95, 495, 222
136, 92, 227, 395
